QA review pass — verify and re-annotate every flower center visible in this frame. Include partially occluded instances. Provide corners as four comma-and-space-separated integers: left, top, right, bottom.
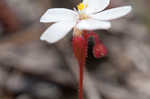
79, 13, 89, 20
77, 3, 88, 11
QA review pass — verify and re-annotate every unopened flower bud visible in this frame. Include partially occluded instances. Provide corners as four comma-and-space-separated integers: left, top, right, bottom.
93, 43, 107, 58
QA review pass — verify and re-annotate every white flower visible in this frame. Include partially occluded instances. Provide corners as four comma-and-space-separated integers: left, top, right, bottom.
40, 0, 132, 43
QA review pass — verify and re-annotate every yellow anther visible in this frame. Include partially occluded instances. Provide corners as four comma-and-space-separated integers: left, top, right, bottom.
77, 3, 84, 11
77, 3, 88, 11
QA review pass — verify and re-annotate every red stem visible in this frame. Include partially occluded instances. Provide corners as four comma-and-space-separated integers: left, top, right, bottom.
73, 31, 88, 99
78, 31, 87, 99
77, 31, 103, 99
87, 31, 100, 44
79, 62, 84, 99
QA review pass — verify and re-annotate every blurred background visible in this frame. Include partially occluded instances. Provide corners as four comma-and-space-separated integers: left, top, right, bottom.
0, 0, 150, 99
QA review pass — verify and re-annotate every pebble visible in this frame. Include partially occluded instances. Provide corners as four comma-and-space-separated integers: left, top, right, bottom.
16, 94, 32, 99
32, 82, 62, 99
5, 73, 29, 93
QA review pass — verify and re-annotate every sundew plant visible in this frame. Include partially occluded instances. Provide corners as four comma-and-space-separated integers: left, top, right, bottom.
40, 0, 132, 99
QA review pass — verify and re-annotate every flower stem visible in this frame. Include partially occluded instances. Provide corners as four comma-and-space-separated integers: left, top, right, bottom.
79, 62, 84, 99
72, 31, 88, 99
87, 31, 100, 44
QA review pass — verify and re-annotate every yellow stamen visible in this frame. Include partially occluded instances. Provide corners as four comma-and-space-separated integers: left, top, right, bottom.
77, 3, 88, 11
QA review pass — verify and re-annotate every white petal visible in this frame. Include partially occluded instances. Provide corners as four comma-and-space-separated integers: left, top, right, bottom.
83, 0, 110, 14
91, 6, 132, 20
40, 8, 78, 23
76, 19, 111, 30
40, 21, 75, 43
